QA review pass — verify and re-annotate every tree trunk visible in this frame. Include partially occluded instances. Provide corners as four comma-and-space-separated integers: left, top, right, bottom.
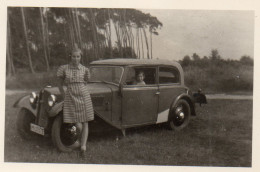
44, 8, 51, 62
136, 28, 140, 59
66, 9, 76, 50
75, 9, 83, 48
6, 28, 12, 76
121, 10, 128, 49
150, 30, 153, 59
107, 9, 113, 58
89, 8, 99, 60
127, 26, 133, 58
93, 9, 103, 59
7, 13, 15, 76
142, 28, 150, 59
70, 9, 79, 47
75, 8, 84, 63
39, 7, 50, 71
113, 20, 122, 57
21, 7, 35, 73
140, 28, 144, 59
112, 9, 123, 57
63, 21, 70, 58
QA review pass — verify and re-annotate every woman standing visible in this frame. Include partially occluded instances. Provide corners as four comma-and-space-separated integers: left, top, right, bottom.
57, 47, 94, 157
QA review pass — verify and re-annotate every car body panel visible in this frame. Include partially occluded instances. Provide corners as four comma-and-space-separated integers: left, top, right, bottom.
156, 109, 169, 123
158, 85, 186, 113
122, 85, 159, 127
46, 83, 116, 126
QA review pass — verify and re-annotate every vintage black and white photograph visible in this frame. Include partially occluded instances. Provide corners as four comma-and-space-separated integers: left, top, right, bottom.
3, 0, 255, 169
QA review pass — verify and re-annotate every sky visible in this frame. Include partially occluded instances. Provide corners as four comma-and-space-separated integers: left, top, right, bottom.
141, 9, 254, 61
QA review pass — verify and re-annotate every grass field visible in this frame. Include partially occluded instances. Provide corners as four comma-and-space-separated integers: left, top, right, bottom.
4, 93, 252, 166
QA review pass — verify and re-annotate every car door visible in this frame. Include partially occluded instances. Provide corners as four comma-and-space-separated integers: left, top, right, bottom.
121, 66, 159, 127
157, 66, 185, 123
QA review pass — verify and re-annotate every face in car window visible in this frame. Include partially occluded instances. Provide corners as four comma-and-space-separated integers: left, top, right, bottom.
133, 71, 146, 85
126, 67, 156, 85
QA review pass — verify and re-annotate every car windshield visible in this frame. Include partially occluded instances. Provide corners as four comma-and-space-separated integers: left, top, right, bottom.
89, 66, 123, 84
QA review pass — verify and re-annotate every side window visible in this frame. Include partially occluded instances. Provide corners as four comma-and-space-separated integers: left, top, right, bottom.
125, 67, 156, 85
159, 67, 180, 84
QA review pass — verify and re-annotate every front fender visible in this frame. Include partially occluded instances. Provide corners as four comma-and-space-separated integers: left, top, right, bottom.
13, 95, 37, 116
48, 102, 63, 117
170, 93, 196, 116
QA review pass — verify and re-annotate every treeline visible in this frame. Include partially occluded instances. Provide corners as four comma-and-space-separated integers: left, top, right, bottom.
6, 7, 163, 76
180, 49, 253, 67
180, 49, 254, 92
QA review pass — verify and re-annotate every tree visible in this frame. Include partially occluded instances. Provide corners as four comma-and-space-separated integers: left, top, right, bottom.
148, 15, 162, 59
181, 55, 191, 66
240, 55, 253, 65
210, 49, 221, 61
6, 11, 15, 76
192, 53, 200, 61
7, 7, 163, 74
21, 7, 35, 73
203, 56, 208, 60
39, 7, 50, 71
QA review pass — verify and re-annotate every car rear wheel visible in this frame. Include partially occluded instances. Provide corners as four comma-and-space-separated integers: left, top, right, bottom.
16, 108, 38, 139
167, 99, 191, 130
51, 115, 81, 152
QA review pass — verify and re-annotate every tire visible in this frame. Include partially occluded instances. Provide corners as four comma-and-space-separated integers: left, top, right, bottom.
16, 108, 38, 139
167, 99, 191, 130
51, 115, 81, 152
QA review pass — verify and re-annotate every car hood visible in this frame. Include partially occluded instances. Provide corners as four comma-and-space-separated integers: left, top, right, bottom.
44, 83, 114, 96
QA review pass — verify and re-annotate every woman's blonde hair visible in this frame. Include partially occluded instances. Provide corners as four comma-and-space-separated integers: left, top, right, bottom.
69, 44, 82, 57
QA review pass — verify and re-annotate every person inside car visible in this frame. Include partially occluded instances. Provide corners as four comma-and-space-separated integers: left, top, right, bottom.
133, 71, 146, 85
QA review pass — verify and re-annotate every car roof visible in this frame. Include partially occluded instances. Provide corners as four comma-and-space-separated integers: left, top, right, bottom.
90, 58, 181, 67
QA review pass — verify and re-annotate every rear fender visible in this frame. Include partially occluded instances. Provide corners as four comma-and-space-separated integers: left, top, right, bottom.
13, 95, 37, 117
170, 93, 196, 117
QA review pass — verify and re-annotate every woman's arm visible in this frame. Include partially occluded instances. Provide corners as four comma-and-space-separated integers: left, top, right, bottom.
57, 65, 66, 99
84, 67, 90, 84
57, 78, 65, 99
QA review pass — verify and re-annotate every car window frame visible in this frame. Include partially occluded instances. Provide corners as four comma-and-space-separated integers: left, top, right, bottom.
89, 65, 125, 86
123, 65, 158, 87
158, 65, 181, 86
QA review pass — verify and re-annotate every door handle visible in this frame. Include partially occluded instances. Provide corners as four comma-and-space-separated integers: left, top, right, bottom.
155, 91, 160, 95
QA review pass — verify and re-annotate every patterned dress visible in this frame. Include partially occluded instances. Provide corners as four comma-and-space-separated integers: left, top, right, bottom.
57, 63, 94, 123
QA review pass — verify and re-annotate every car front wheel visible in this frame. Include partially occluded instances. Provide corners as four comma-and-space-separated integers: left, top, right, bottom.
51, 115, 81, 152
167, 99, 191, 130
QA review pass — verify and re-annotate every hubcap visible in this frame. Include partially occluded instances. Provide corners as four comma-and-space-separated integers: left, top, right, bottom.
173, 105, 186, 126
179, 112, 185, 119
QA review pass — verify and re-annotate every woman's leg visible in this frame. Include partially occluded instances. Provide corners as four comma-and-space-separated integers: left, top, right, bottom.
67, 123, 82, 149
80, 122, 89, 151
76, 123, 83, 133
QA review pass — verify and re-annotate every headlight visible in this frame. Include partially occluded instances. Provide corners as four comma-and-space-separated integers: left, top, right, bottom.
29, 92, 37, 104
48, 94, 57, 107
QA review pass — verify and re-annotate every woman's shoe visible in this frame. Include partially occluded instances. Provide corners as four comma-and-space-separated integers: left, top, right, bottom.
80, 150, 87, 159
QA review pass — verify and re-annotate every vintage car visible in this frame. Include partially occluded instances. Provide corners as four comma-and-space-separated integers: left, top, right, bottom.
14, 59, 207, 152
